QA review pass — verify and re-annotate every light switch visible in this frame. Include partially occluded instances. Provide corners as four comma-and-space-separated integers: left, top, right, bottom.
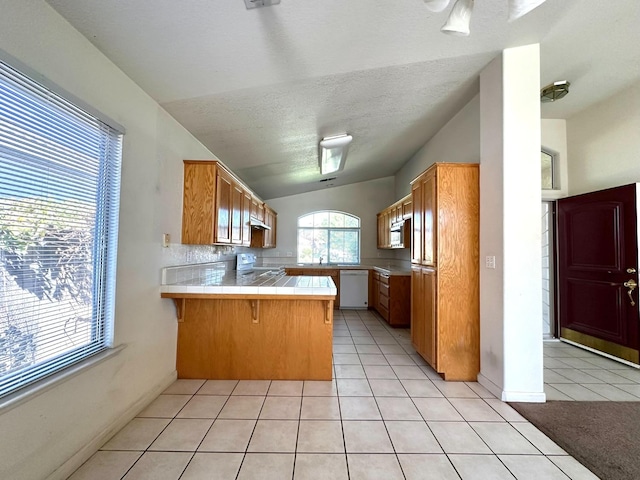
162, 233, 170, 248
485, 255, 496, 269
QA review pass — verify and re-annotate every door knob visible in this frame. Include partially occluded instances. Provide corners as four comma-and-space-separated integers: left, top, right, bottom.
627, 268, 637, 274
623, 279, 637, 306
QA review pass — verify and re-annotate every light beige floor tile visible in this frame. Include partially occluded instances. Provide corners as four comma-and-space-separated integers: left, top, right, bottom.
385, 421, 442, 453
373, 336, 400, 345
68, 451, 142, 480
163, 379, 206, 395
352, 336, 376, 345
297, 420, 345, 453
346, 453, 404, 480
247, 420, 298, 452
499, 455, 569, 479
432, 381, 478, 398
237, 453, 294, 480
612, 383, 640, 397
611, 369, 640, 382
548, 455, 601, 480
369, 379, 408, 397
177, 395, 228, 418
355, 344, 383, 354
400, 379, 443, 398
470, 422, 539, 454
334, 365, 366, 378
137, 395, 191, 418
465, 382, 496, 398
259, 396, 301, 419
409, 354, 429, 366
303, 380, 337, 396
378, 344, 407, 355
198, 419, 256, 452
333, 337, 355, 345
333, 353, 362, 365
339, 396, 381, 420
294, 453, 349, 480
544, 358, 574, 369
580, 369, 635, 384
333, 344, 357, 354
197, 380, 238, 396
449, 398, 504, 422
101, 418, 171, 450
122, 451, 192, 480
544, 384, 574, 401
544, 369, 575, 383
384, 354, 416, 366
419, 365, 442, 380
412, 397, 464, 421
511, 423, 566, 455
232, 380, 271, 396
549, 383, 608, 401
428, 422, 492, 454
551, 368, 604, 384
557, 357, 603, 369
267, 380, 303, 396
375, 397, 422, 420
484, 399, 526, 422
180, 453, 243, 480
397, 454, 460, 480
582, 356, 631, 369
217, 396, 265, 419
448, 454, 514, 479
301, 396, 341, 420
583, 383, 640, 400
336, 378, 373, 396
342, 421, 394, 453
392, 366, 428, 379
360, 353, 389, 366
363, 365, 397, 379
149, 419, 213, 451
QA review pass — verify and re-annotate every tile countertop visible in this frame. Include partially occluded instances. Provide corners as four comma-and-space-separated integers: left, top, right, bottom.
283, 264, 411, 276
161, 263, 336, 296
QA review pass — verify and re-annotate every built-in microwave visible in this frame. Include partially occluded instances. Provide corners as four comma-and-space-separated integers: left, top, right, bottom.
390, 220, 410, 248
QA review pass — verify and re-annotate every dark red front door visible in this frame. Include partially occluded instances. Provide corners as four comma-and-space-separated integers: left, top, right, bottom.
557, 184, 639, 363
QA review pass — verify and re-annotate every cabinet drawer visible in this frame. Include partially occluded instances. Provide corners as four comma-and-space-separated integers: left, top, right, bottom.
379, 274, 389, 285
379, 283, 390, 297
378, 304, 389, 321
378, 293, 389, 309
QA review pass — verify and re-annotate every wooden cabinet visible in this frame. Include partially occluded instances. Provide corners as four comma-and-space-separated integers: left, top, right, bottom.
182, 160, 270, 247
377, 194, 412, 249
410, 163, 479, 381
251, 205, 277, 249
285, 268, 339, 307
374, 273, 410, 327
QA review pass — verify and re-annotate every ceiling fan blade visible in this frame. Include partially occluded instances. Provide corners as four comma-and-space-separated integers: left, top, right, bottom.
508, 0, 548, 21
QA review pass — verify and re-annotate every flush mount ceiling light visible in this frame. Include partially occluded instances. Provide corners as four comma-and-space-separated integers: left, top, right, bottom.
243, 0, 280, 10
423, 0, 548, 36
319, 134, 352, 175
541, 81, 570, 103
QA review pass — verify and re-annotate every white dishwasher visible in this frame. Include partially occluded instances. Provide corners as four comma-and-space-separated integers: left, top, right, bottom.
339, 270, 369, 309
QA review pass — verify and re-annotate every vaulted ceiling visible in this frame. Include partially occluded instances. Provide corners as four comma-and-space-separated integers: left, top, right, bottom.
47, 0, 640, 199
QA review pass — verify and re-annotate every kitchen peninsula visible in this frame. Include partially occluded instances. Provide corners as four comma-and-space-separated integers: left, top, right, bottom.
161, 263, 336, 380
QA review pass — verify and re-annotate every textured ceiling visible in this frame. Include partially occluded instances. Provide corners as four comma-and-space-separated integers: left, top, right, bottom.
47, 0, 640, 199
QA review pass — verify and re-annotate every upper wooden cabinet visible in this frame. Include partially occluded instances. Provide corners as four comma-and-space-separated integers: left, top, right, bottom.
250, 204, 277, 249
410, 163, 479, 381
377, 194, 412, 249
182, 160, 274, 247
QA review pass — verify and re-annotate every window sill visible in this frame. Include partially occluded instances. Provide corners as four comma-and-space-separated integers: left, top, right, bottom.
0, 344, 126, 415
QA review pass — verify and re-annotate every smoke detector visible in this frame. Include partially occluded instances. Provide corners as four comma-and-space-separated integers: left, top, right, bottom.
541, 81, 570, 103
244, 0, 280, 9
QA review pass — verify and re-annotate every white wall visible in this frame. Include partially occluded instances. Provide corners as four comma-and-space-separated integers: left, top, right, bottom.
567, 81, 640, 196
478, 45, 544, 402
0, 2, 216, 479
264, 177, 396, 265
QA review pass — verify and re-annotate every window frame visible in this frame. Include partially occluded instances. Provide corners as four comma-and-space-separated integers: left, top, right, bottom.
541, 148, 558, 190
297, 210, 361, 265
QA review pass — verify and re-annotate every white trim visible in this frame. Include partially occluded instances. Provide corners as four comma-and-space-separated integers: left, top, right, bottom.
45, 369, 178, 480
559, 338, 640, 369
478, 373, 547, 403
0, 345, 126, 414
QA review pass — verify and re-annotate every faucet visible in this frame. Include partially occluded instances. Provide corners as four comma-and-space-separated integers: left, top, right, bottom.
319, 256, 323, 265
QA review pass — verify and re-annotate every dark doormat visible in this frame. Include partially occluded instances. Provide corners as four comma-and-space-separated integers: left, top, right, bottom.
509, 401, 640, 480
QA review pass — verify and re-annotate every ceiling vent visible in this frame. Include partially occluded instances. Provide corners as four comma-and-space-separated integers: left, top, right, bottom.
244, 0, 280, 9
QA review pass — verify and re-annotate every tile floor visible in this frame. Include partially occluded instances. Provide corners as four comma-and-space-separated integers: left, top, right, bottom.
69, 310, 601, 479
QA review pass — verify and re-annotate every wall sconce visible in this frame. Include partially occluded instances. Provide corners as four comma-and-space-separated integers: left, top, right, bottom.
319, 134, 352, 175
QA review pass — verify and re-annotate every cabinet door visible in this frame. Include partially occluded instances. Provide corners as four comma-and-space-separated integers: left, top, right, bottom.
422, 267, 437, 367
377, 214, 384, 248
411, 180, 422, 263
215, 170, 232, 243
422, 171, 437, 266
182, 162, 216, 244
231, 183, 243, 244
402, 197, 412, 220
242, 190, 251, 246
411, 267, 425, 354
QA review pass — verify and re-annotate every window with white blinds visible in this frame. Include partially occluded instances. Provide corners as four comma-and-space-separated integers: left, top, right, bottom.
0, 61, 122, 399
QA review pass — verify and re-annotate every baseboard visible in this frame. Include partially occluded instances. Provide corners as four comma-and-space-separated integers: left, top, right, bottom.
478, 373, 546, 403
46, 369, 178, 480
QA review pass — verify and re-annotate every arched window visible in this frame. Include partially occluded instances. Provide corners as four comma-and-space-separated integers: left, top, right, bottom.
297, 211, 360, 264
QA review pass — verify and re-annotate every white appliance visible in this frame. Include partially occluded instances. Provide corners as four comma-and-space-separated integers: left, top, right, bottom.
340, 270, 369, 309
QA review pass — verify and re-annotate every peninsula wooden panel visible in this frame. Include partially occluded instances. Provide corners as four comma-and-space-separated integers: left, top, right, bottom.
410, 163, 479, 381
177, 298, 333, 380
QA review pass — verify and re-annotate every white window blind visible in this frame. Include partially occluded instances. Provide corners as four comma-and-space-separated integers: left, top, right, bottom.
0, 61, 122, 399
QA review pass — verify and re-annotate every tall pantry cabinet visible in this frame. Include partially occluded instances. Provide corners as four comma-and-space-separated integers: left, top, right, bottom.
410, 163, 479, 381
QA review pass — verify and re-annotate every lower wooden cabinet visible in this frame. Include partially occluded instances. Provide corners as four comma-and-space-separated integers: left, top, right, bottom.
374, 273, 410, 327
411, 266, 436, 367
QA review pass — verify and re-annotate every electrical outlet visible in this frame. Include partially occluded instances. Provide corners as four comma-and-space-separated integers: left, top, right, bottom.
162, 233, 170, 248
485, 255, 496, 269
